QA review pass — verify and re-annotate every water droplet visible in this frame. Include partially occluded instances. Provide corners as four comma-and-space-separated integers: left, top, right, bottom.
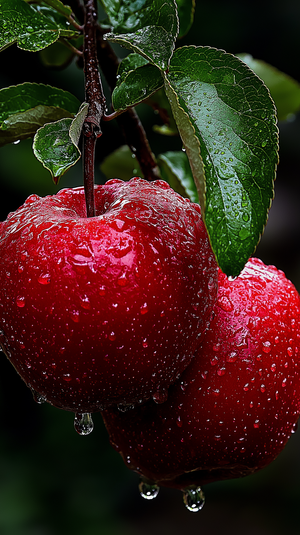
291, 421, 298, 434
176, 415, 183, 427
226, 351, 237, 363
218, 295, 233, 312
74, 412, 94, 435
109, 332, 116, 341
182, 486, 205, 513
140, 302, 149, 315
32, 389, 46, 404
80, 295, 91, 310
217, 367, 226, 376
38, 274, 51, 285
262, 341, 271, 353
63, 373, 72, 382
70, 310, 80, 323
16, 296, 26, 308
253, 419, 260, 429
139, 479, 160, 500
117, 273, 128, 286
152, 389, 168, 404
99, 285, 106, 296
260, 384, 266, 393
239, 228, 250, 240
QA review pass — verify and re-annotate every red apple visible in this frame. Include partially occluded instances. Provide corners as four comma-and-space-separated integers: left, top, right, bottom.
103, 258, 300, 492
0, 178, 218, 416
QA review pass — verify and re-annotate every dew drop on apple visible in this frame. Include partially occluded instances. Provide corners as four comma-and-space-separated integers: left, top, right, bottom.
31, 389, 46, 404
38, 273, 51, 285
74, 412, 94, 435
152, 389, 168, 404
16, 296, 26, 308
138, 478, 160, 500
182, 486, 205, 512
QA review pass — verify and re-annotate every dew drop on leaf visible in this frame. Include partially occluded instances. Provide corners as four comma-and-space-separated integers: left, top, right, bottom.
182, 486, 205, 512
74, 412, 94, 435
138, 478, 160, 500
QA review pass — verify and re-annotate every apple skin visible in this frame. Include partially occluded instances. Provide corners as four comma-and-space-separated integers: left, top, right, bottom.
0, 178, 218, 412
102, 258, 300, 488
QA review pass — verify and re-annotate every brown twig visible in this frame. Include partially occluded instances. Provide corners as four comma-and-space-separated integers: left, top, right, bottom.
68, 0, 160, 182
83, 0, 106, 217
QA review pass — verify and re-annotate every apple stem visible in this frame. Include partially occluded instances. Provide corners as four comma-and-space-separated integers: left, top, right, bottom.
70, 0, 160, 185
82, 0, 106, 217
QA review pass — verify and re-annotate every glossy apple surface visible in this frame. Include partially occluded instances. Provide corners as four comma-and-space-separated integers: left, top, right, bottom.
103, 258, 300, 488
0, 178, 218, 412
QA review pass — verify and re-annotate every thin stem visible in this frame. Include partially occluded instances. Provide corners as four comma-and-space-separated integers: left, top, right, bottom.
59, 37, 83, 57
83, 0, 106, 217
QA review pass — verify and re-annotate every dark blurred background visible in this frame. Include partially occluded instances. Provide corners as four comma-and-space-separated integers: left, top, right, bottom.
1, 1, 300, 533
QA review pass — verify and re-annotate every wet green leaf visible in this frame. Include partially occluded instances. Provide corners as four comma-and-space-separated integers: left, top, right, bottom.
112, 54, 163, 111
38, 0, 73, 19
165, 46, 279, 276
176, 0, 195, 38
237, 53, 300, 121
158, 151, 199, 202
0, 0, 77, 53
33, 103, 88, 183
105, 0, 179, 70
0, 83, 80, 146
100, 145, 142, 180
39, 40, 74, 68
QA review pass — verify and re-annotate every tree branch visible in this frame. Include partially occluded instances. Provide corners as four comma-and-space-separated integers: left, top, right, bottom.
83, 0, 106, 217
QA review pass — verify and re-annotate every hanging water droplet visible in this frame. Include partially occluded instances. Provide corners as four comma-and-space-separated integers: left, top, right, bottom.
74, 412, 94, 435
32, 389, 46, 404
182, 486, 205, 512
138, 478, 160, 500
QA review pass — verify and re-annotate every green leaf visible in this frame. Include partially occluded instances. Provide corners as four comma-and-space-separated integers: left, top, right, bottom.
100, 145, 142, 180
37, 0, 73, 19
237, 53, 300, 121
158, 151, 199, 202
33, 103, 88, 183
0, 0, 77, 53
165, 46, 279, 277
105, 0, 179, 70
39, 40, 74, 68
112, 53, 163, 111
0, 83, 80, 146
176, 0, 195, 38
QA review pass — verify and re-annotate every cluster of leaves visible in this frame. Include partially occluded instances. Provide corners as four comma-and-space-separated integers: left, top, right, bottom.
1, 0, 300, 276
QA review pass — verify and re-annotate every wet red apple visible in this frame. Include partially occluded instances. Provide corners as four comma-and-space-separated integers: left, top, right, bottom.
103, 258, 300, 502
0, 178, 218, 421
